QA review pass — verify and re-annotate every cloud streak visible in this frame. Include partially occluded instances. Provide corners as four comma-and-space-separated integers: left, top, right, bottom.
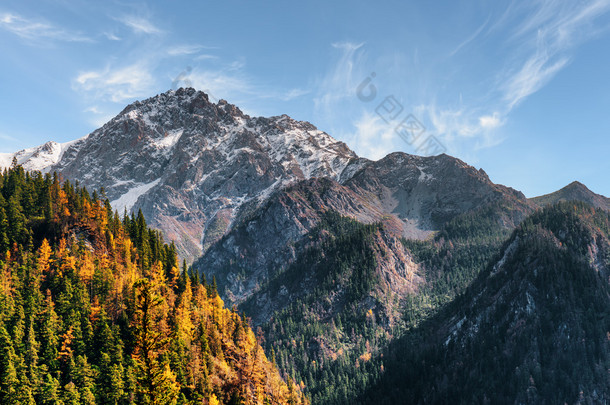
0, 133, 17, 142
187, 65, 254, 103
167, 44, 205, 56
421, 0, 610, 156
449, 17, 489, 57
315, 42, 364, 106
350, 111, 399, 160
116, 15, 162, 35
0, 12, 92, 43
501, 0, 610, 110
503, 52, 569, 110
73, 63, 155, 103
312, 42, 366, 135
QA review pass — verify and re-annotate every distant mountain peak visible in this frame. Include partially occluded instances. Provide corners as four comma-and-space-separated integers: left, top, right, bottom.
0, 139, 83, 173
564, 180, 588, 190
530, 180, 610, 210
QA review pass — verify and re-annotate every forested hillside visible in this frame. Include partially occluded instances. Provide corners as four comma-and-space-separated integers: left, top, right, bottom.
252, 213, 401, 404
0, 165, 306, 405
364, 202, 610, 404
246, 200, 522, 404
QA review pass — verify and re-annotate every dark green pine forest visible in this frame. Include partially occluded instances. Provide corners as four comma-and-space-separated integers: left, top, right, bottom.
2, 163, 610, 405
0, 165, 307, 405
250, 201, 518, 404
363, 202, 610, 404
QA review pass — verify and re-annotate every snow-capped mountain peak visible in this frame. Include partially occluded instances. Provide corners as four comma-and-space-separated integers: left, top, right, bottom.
8, 88, 356, 260
0, 138, 85, 173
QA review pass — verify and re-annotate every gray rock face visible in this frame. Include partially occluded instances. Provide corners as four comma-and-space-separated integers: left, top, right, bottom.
5, 88, 532, 306
343, 152, 531, 237
196, 177, 390, 305
195, 152, 534, 309
50, 88, 356, 261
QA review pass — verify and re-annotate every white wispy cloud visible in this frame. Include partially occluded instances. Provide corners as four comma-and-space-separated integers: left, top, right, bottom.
425, 105, 475, 140
83, 106, 117, 128
313, 0, 610, 161
449, 17, 489, 57
84, 106, 102, 114
502, 0, 610, 109
478, 112, 502, 130
422, 0, 610, 155
116, 15, 162, 35
503, 53, 569, 110
167, 44, 204, 56
187, 67, 253, 103
73, 63, 155, 103
312, 42, 435, 159
413, 103, 504, 157
313, 42, 365, 129
0, 133, 17, 142
0, 12, 91, 43
73, 50, 301, 126
227, 60, 246, 71
103, 32, 121, 41
195, 54, 219, 61
281, 88, 310, 101
318, 42, 364, 102
184, 62, 307, 108
349, 111, 399, 160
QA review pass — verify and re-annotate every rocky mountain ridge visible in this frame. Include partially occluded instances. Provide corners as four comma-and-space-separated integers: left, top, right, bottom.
2, 88, 541, 266
531, 180, 610, 211
195, 152, 534, 310
3, 88, 610, 404
3, 88, 356, 261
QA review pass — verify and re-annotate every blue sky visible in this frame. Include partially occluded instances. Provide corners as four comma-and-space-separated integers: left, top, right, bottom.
1, 0, 609, 197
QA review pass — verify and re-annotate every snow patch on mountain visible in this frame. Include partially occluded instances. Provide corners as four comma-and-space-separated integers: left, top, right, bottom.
0, 153, 14, 169
152, 129, 183, 150
0, 138, 85, 172
3, 88, 359, 260
417, 166, 434, 182
111, 179, 161, 213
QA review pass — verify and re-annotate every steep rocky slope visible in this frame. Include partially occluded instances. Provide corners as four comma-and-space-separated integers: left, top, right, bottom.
195, 152, 533, 309
343, 152, 531, 237
2, 89, 538, 266
365, 201, 610, 404
8, 88, 356, 261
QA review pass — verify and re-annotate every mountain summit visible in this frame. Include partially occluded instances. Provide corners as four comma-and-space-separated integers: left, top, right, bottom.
2, 88, 535, 262
531, 181, 610, 211
5, 88, 356, 260
3, 88, 610, 404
